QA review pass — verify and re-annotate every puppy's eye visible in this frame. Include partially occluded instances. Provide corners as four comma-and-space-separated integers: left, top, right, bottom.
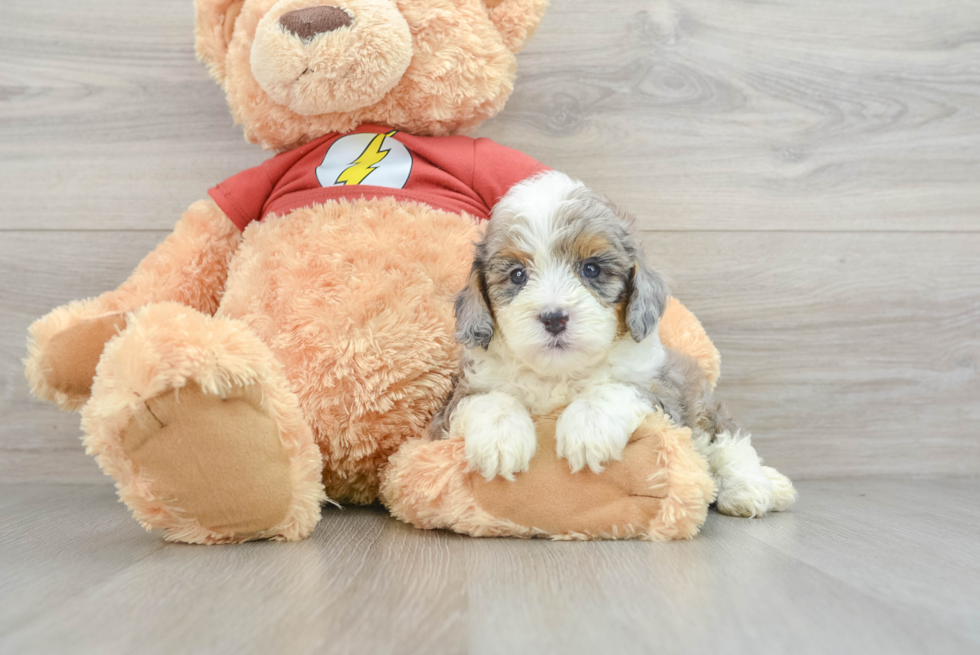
582, 262, 601, 279
510, 268, 527, 285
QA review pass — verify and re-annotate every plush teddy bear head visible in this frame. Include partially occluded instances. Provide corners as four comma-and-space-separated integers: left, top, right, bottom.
195, 0, 548, 150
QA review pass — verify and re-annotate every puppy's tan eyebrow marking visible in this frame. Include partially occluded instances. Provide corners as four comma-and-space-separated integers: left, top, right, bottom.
569, 231, 614, 261
495, 246, 533, 267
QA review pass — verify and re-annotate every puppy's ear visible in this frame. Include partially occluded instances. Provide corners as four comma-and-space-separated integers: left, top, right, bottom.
454, 261, 495, 350
626, 256, 668, 343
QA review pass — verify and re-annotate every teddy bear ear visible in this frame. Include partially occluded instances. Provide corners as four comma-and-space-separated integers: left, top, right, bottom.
485, 0, 550, 53
195, 0, 246, 82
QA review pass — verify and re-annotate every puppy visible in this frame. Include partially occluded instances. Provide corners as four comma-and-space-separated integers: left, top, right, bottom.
431, 171, 797, 518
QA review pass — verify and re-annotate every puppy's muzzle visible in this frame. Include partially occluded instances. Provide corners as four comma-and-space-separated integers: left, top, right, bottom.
539, 310, 569, 335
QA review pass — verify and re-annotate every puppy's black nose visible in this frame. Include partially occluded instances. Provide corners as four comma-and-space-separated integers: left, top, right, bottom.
539, 310, 569, 335
279, 6, 353, 40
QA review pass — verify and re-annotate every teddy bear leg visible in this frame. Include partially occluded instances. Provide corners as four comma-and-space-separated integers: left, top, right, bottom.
81, 302, 325, 544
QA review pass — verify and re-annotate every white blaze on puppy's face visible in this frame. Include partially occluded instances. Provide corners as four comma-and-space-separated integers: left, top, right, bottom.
495, 253, 618, 373
462, 171, 662, 375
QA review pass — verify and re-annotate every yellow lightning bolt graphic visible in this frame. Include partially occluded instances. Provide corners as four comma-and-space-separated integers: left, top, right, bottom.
335, 130, 398, 186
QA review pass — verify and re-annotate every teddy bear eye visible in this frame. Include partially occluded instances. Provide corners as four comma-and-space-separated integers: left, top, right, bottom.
509, 268, 527, 285
582, 262, 601, 279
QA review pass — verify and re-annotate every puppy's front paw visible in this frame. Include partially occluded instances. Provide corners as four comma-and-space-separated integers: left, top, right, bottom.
555, 400, 635, 474
465, 414, 537, 482
454, 393, 537, 481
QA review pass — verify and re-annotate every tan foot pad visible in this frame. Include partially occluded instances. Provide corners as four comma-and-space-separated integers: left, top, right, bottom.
472, 413, 708, 538
383, 411, 716, 541
40, 313, 127, 397
124, 382, 293, 539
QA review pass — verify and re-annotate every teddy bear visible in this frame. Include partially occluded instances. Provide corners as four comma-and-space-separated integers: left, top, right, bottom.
25, 0, 721, 544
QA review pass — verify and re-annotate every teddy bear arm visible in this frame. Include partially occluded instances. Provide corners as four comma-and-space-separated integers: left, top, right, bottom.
25, 198, 242, 410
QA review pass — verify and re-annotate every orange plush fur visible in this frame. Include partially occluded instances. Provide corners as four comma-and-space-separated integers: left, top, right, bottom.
83, 302, 325, 543
218, 199, 481, 503
26, 0, 721, 543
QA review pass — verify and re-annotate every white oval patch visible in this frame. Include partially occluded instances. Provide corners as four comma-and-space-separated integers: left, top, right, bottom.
315, 131, 413, 189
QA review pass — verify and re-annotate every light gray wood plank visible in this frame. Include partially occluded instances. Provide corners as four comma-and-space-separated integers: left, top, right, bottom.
644, 230, 980, 479
0, 486, 466, 655
2, 0, 978, 231
1, 480, 977, 654
0, 485, 164, 635
0, 0, 262, 232
463, 504, 978, 654
723, 478, 980, 641
3, 231, 976, 481
487, 0, 980, 232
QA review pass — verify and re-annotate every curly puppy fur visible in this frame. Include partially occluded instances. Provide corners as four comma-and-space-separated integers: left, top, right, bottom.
433, 171, 797, 517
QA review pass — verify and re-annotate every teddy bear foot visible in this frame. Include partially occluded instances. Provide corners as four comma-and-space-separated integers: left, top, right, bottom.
123, 381, 301, 542
80, 302, 326, 544
36, 313, 127, 403
26, 305, 128, 411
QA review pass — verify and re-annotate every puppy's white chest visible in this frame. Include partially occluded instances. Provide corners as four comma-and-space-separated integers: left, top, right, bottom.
466, 336, 665, 415
524, 375, 605, 415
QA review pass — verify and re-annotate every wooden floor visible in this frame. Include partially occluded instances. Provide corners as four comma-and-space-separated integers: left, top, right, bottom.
2, 0, 979, 652
0, 479, 977, 654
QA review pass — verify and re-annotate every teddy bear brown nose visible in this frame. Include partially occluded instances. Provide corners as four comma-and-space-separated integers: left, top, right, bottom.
279, 6, 353, 40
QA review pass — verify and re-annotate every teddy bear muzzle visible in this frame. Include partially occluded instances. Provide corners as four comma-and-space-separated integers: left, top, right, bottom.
250, 0, 413, 116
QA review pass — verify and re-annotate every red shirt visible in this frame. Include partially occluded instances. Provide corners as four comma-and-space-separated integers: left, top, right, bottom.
208, 125, 548, 230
